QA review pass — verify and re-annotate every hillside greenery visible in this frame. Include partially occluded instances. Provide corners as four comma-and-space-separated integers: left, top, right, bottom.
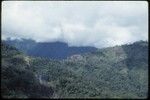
1, 40, 148, 98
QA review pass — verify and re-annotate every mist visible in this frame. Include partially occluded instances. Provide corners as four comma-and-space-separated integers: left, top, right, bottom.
2, 1, 148, 48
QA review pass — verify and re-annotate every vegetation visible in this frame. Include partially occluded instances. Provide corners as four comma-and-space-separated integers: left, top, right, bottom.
4, 38, 97, 59
1, 40, 148, 98
1, 42, 54, 98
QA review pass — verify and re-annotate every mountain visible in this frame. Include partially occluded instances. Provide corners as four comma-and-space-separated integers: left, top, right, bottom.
1, 42, 54, 98
3, 38, 97, 59
1, 40, 148, 98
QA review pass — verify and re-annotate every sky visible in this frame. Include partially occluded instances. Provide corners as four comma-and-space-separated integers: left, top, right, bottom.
2, 1, 148, 48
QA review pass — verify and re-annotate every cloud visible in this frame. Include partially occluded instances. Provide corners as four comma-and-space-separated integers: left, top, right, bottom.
2, 1, 148, 48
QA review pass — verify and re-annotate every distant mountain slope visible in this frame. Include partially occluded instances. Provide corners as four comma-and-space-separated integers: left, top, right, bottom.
87, 40, 148, 70
1, 40, 148, 98
4, 39, 97, 59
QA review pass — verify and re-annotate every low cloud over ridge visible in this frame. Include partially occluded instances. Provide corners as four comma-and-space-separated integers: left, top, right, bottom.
2, 1, 148, 48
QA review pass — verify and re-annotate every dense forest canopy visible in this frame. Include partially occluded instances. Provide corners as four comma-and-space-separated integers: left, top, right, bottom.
1, 40, 148, 98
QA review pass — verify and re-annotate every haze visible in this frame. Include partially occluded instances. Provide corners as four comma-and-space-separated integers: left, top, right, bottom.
2, 1, 148, 48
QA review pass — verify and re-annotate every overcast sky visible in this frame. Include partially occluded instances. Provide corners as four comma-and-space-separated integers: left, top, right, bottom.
2, 1, 148, 48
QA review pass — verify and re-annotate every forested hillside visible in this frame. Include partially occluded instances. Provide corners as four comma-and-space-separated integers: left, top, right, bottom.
1, 41, 148, 98
4, 39, 97, 59
1, 42, 54, 98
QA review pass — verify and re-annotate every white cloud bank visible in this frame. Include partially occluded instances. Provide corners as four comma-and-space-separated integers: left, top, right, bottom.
2, 1, 148, 48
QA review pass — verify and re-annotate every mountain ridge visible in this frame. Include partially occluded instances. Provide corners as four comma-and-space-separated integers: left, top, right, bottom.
3, 38, 97, 59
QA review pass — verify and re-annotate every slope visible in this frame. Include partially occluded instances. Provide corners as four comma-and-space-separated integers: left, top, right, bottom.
1, 40, 148, 98
1, 42, 54, 98
4, 38, 97, 59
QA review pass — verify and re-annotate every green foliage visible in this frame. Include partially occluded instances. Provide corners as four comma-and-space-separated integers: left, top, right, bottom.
1, 42, 54, 98
1, 41, 148, 98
